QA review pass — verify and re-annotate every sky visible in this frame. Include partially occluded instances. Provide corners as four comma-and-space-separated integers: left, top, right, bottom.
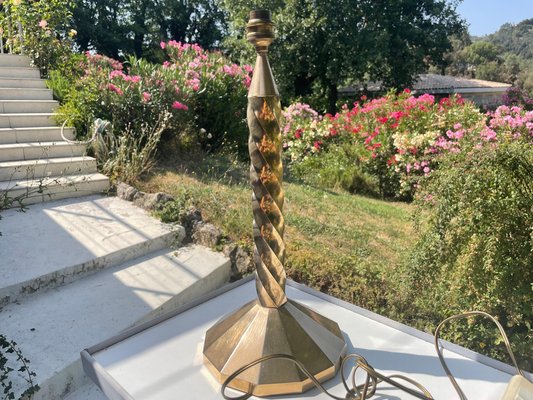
456, 0, 533, 36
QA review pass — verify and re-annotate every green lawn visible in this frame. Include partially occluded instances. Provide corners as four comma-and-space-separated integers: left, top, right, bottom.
137, 152, 413, 314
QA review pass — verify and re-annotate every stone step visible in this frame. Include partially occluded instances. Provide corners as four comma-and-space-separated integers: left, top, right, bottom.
0, 77, 46, 88
0, 245, 231, 399
0, 141, 86, 162
0, 155, 97, 180
0, 54, 31, 67
0, 87, 53, 100
63, 382, 106, 400
0, 126, 75, 144
0, 172, 109, 206
0, 196, 183, 306
0, 100, 58, 113
0, 112, 56, 128
0, 66, 40, 78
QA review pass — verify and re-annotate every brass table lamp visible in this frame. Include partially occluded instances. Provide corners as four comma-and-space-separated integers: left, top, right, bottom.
203, 10, 347, 397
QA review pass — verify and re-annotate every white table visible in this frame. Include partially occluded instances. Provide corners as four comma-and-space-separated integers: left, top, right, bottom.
81, 277, 523, 399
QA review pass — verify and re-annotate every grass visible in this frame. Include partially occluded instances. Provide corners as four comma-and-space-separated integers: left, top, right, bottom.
137, 151, 414, 314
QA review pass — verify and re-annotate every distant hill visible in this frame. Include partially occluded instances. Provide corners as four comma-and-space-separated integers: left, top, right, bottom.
481, 19, 533, 60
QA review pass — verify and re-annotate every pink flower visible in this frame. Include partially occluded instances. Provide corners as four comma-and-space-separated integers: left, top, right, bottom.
162, 61, 171, 68
172, 101, 188, 111
391, 111, 404, 120
109, 70, 126, 80
160, 41, 166, 49
39, 20, 48, 28
480, 127, 497, 141
107, 83, 123, 96
130, 75, 141, 83
142, 92, 151, 102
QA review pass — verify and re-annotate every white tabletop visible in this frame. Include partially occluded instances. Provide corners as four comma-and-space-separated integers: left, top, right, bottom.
85, 280, 515, 399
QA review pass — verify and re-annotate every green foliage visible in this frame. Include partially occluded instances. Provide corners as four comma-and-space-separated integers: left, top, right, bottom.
95, 113, 171, 183
54, 43, 250, 182
399, 141, 533, 369
72, 0, 226, 60
0, 0, 75, 77
283, 92, 486, 199
0, 334, 39, 400
486, 19, 533, 60
442, 19, 533, 93
154, 190, 192, 224
221, 0, 465, 112
289, 145, 380, 196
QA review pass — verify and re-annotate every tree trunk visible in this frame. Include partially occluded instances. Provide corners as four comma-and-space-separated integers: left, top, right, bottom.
326, 82, 338, 115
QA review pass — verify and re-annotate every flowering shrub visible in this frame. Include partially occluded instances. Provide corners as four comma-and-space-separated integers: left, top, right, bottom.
160, 41, 252, 154
0, 0, 75, 77
400, 139, 533, 369
503, 86, 533, 111
283, 91, 533, 198
55, 42, 252, 181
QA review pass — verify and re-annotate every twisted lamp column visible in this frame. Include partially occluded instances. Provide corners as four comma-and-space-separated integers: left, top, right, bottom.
249, 77, 287, 308
203, 10, 346, 397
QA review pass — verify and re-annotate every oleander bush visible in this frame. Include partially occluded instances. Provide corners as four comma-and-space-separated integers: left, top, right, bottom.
53, 41, 252, 181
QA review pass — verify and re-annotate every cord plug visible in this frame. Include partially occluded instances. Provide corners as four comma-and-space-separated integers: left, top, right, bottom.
502, 375, 533, 400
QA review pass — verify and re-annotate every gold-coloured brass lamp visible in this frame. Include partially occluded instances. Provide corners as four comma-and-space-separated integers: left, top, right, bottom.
203, 10, 347, 397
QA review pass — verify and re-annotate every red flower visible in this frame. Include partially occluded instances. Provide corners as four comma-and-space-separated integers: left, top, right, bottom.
361, 95, 367, 101
403, 88, 411, 94
314, 141, 322, 150
294, 128, 303, 139
378, 116, 389, 124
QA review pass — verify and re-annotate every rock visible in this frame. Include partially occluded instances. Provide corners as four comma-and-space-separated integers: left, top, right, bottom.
192, 222, 222, 248
116, 182, 139, 201
134, 192, 174, 211
223, 243, 252, 279
180, 207, 202, 241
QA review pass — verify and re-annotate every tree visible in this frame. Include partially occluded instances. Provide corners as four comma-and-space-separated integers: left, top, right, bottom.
221, 0, 465, 113
72, 0, 226, 60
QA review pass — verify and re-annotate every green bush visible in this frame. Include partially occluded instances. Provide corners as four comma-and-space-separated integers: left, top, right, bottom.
289, 144, 380, 196
1, 0, 75, 77
398, 140, 533, 369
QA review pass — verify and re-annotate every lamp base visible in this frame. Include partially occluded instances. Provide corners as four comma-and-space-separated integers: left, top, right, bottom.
203, 299, 347, 397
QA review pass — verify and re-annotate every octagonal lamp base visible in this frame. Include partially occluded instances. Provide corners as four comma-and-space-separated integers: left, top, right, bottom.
203, 299, 347, 397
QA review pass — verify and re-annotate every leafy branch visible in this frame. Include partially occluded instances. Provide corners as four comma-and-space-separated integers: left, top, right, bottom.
0, 334, 39, 400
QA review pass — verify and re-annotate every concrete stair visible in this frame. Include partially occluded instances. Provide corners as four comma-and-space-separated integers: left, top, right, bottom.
0, 195, 232, 399
0, 55, 108, 206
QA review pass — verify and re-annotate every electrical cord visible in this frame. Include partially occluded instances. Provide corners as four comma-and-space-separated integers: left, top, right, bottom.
221, 353, 434, 400
221, 311, 531, 399
434, 311, 526, 400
